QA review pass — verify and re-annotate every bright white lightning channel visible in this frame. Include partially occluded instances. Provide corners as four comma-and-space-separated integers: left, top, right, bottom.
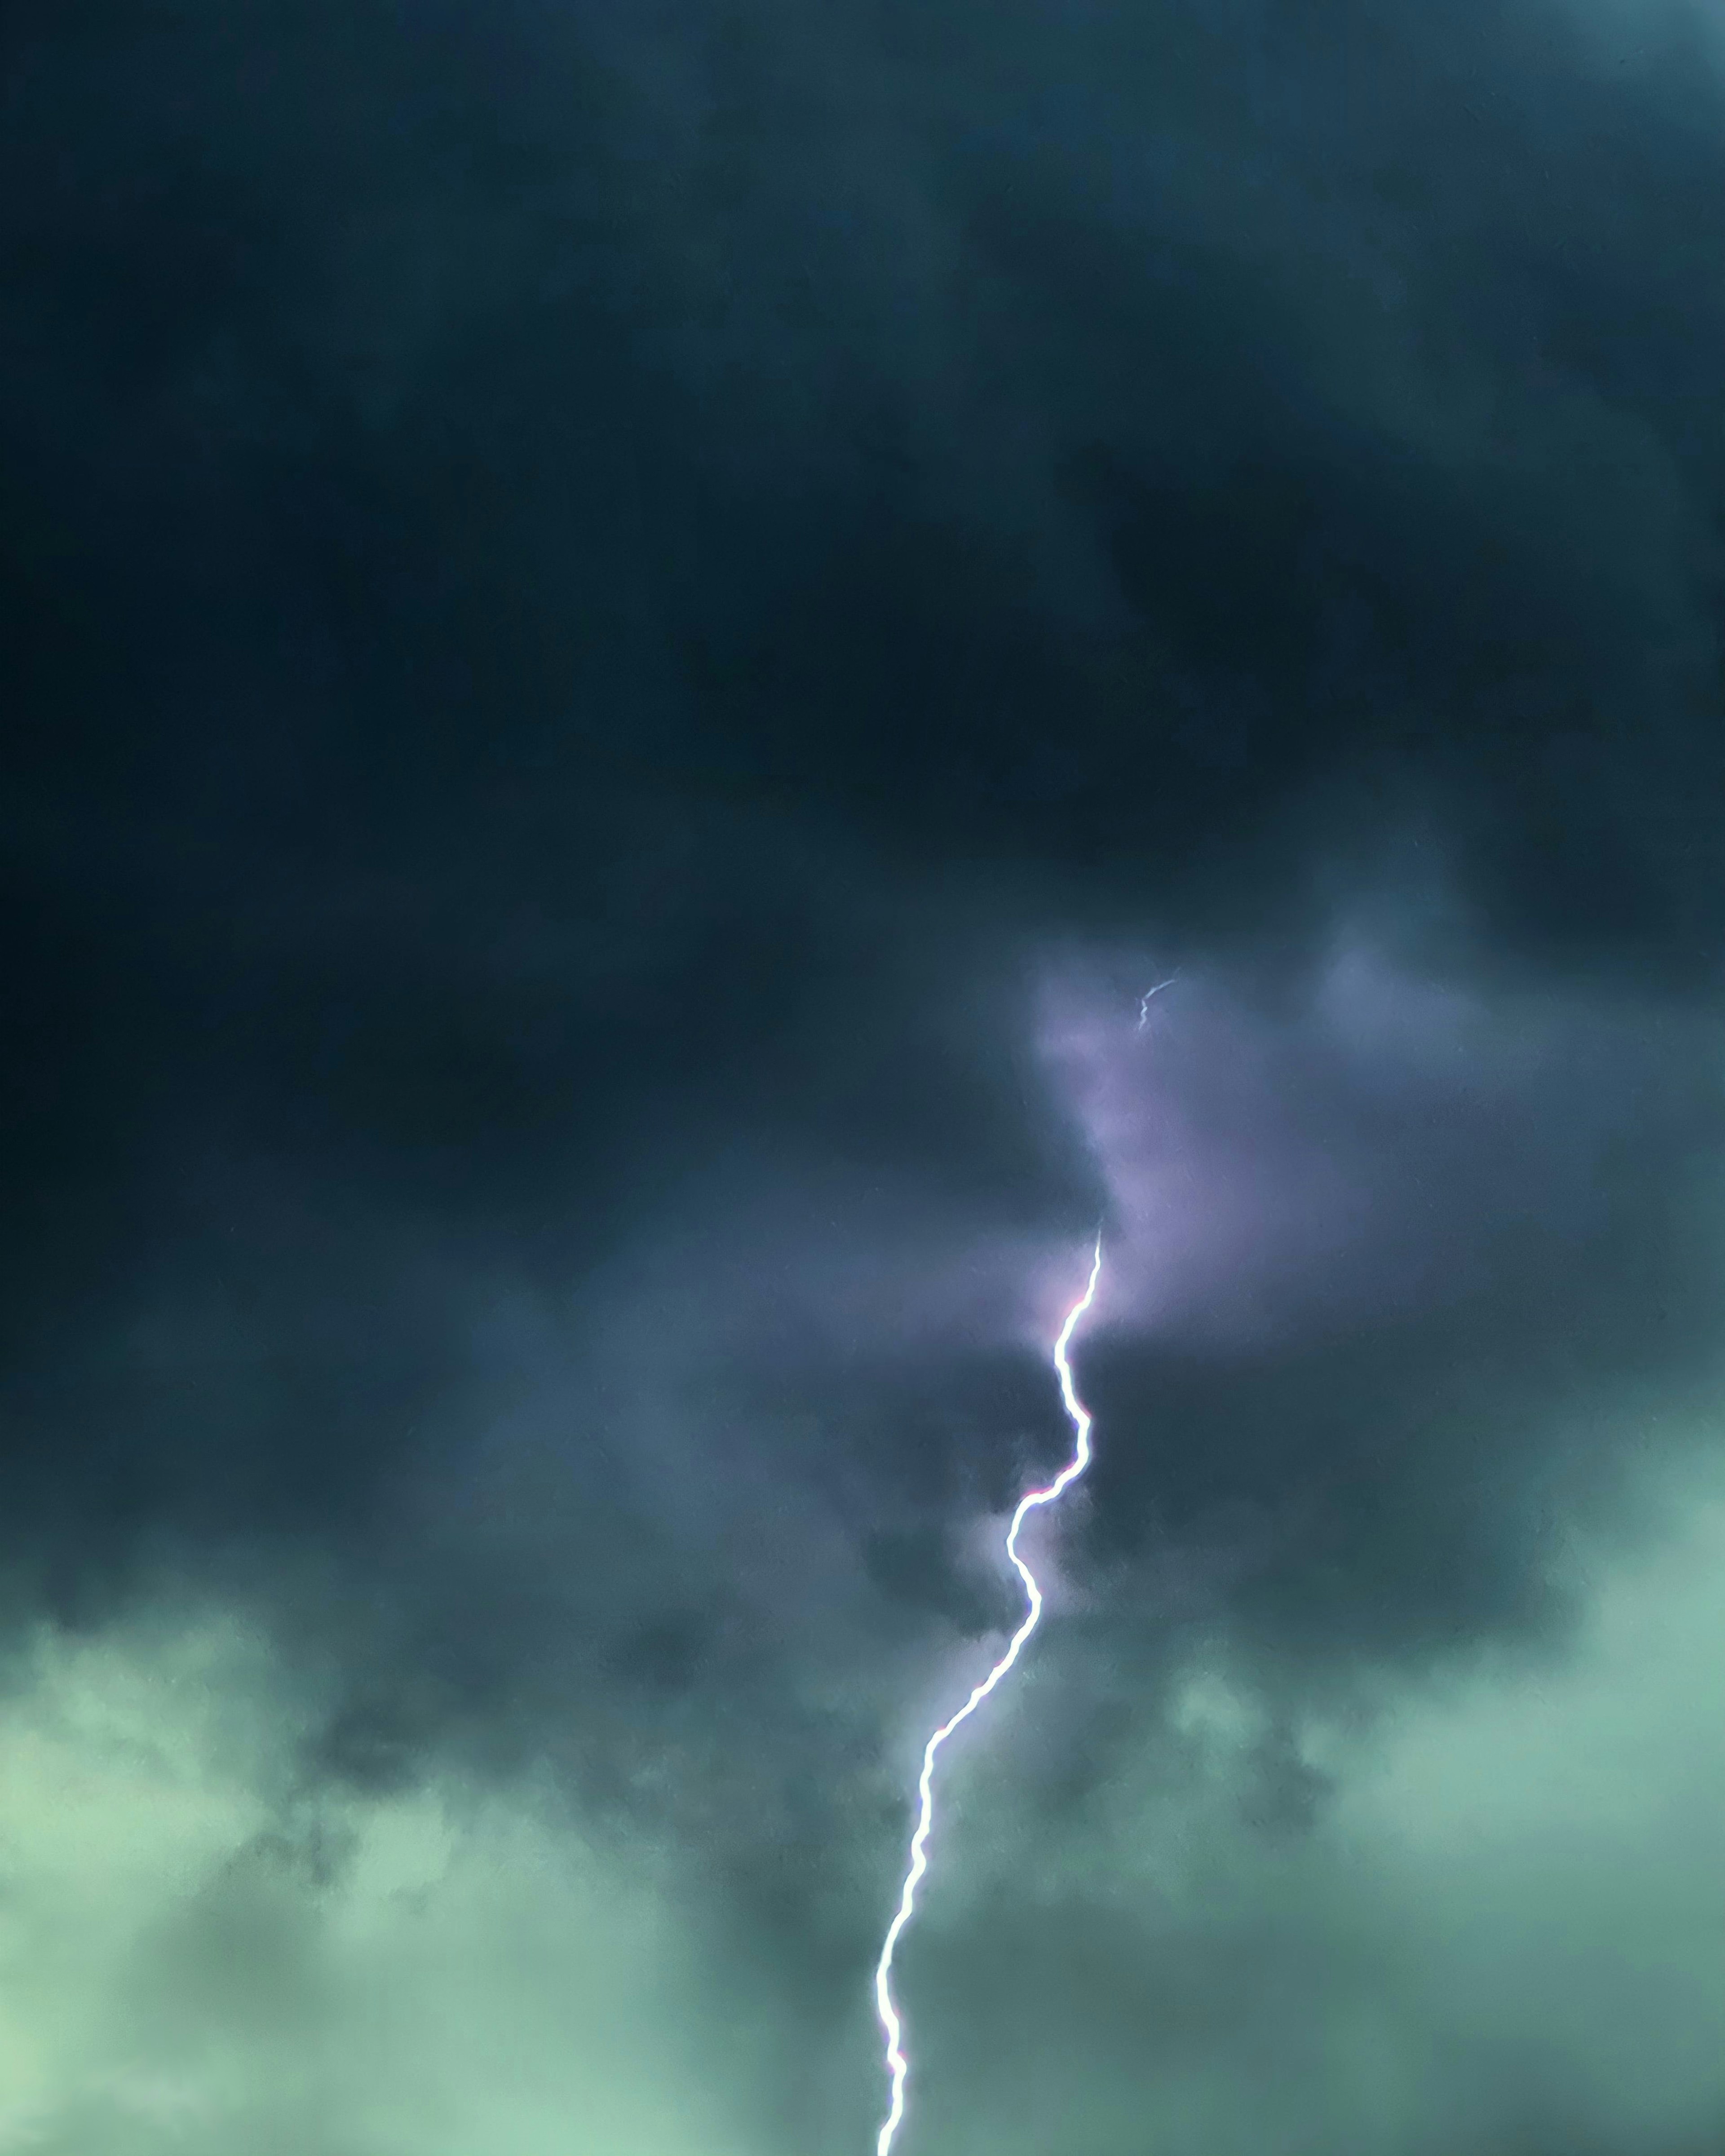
871, 1234, 1105, 2156
1137, 975, 1177, 1030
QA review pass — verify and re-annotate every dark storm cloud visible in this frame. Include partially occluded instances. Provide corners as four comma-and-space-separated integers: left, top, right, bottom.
3, 1, 1725, 2147
6, 0, 1721, 920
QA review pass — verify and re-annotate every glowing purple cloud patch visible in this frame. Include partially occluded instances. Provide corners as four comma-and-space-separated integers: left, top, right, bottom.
870, 1234, 1105, 2156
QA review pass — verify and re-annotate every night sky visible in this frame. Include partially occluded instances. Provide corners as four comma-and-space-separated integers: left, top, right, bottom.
4, 1, 1725, 2151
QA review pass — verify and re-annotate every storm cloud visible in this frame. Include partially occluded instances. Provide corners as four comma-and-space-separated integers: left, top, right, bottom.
3, 0, 1724, 2148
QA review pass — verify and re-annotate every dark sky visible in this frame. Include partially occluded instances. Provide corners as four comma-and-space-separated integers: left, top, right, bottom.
3, 1, 1725, 2151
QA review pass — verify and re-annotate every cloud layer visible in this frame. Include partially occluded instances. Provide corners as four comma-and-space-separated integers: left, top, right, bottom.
2, 0, 1724, 2148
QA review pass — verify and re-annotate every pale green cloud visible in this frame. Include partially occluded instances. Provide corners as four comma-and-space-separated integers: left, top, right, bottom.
886, 1460, 1725, 2156
1322, 1475, 1725, 2156
4, 1463, 1724, 2156
0, 1610, 770, 2156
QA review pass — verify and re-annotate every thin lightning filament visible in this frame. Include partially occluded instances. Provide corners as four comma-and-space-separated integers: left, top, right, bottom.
871, 1234, 1105, 2156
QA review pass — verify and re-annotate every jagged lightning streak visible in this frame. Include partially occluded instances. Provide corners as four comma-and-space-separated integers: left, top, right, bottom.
1137, 974, 1178, 1030
871, 1233, 1105, 2156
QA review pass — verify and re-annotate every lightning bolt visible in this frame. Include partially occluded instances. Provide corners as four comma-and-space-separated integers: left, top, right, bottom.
1137, 975, 1178, 1030
871, 1233, 1105, 2156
